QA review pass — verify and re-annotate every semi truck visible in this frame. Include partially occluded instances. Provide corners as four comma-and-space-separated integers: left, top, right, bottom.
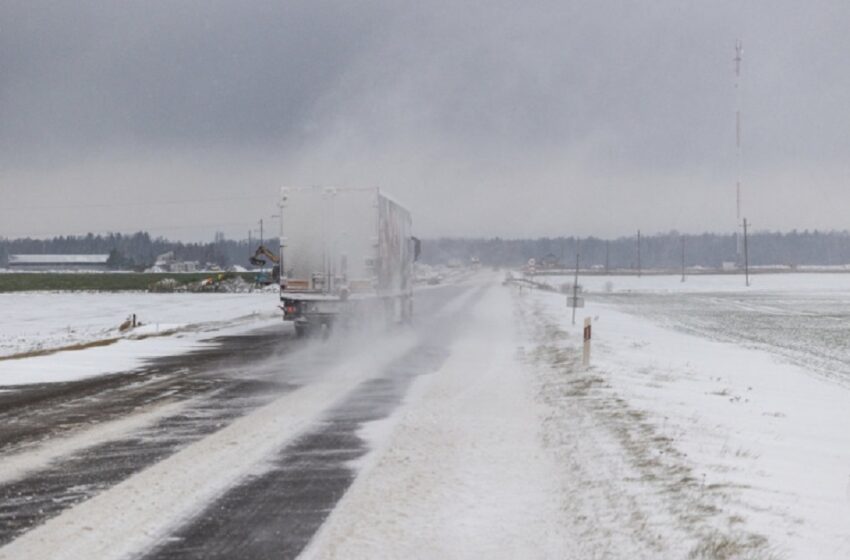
278, 187, 419, 337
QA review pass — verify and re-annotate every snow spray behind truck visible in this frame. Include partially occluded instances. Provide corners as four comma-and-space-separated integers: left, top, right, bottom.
278, 187, 419, 337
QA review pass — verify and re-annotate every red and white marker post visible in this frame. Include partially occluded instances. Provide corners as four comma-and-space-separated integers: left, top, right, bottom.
582, 317, 592, 367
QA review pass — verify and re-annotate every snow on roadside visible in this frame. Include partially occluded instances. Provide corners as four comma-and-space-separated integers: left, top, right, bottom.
0, 292, 279, 359
302, 284, 571, 560
522, 281, 850, 559
0, 292, 282, 386
0, 316, 283, 387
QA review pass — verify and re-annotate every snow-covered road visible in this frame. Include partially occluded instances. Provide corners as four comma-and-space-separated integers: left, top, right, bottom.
0, 281, 509, 559
303, 284, 570, 559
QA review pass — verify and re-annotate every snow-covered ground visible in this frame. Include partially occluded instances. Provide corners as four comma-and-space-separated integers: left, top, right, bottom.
536, 270, 850, 294
0, 292, 279, 358
0, 292, 281, 386
512, 273, 850, 558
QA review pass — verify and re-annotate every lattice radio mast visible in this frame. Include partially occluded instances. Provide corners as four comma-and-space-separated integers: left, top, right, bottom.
734, 39, 744, 263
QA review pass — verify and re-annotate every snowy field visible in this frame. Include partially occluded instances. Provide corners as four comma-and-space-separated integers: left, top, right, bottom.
0, 292, 282, 385
538, 270, 850, 294
513, 273, 850, 558
0, 291, 280, 357
552, 273, 850, 387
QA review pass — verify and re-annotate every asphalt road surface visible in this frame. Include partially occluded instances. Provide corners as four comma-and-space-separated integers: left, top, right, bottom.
0, 283, 484, 559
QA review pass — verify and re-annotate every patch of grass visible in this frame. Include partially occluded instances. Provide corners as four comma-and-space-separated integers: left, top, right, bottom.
688, 531, 782, 560
564, 375, 605, 396
0, 272, 257, 292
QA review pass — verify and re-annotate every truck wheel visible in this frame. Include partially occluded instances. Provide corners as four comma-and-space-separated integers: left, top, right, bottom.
294, 323, 309, 338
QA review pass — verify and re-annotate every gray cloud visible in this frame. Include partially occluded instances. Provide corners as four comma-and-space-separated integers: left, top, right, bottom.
1, 1, 395, 161
3, 0, 850, 239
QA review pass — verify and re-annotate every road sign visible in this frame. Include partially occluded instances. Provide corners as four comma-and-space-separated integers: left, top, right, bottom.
567, 296, 585, 308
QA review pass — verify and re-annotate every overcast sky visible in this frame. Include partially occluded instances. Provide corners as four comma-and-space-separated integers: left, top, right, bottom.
2, 0, 850, 240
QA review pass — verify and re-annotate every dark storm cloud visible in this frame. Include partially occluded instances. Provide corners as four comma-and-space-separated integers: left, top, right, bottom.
3, 0, 850, 238
0, 0, 394, 161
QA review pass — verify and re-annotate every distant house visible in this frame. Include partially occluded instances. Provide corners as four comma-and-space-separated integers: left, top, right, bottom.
146, 251, 199, 273
539, 252, 561, 269
170, 261, 199, 273
154, 251, 176, 268
7, 254, 110, 271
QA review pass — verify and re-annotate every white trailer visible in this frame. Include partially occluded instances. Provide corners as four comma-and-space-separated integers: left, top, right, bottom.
278, 187, 419, 336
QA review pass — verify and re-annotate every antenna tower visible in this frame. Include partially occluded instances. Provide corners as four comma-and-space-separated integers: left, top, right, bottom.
734, 39, 744, 263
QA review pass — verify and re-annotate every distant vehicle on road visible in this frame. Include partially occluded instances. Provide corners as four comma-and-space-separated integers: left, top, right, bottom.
278, 187, 420, 337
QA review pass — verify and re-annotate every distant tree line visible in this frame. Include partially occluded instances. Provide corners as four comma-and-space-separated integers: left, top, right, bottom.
421, 230, 850, 269
4, 229, 850, 271
0, 232, 279, 270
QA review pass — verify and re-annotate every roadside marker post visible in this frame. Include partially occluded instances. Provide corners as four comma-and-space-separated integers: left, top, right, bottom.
582, 317, 592, 367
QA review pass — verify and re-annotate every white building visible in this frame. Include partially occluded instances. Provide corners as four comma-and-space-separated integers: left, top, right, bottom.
149, 252, 199, 273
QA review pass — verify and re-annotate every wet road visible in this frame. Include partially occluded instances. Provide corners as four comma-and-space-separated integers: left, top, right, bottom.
0, 282, 483, 558
147, 342, 452, 560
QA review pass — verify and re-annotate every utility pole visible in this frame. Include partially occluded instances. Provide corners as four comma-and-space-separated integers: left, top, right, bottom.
279, 189, 287, 280
681, 236, 686, 282
259, 219, 264, 246
605, 240, 610, 274
637, 230, 642, 278
735, 39, 744, 264
743, 217, 750, 287
572, 244, 580, 326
